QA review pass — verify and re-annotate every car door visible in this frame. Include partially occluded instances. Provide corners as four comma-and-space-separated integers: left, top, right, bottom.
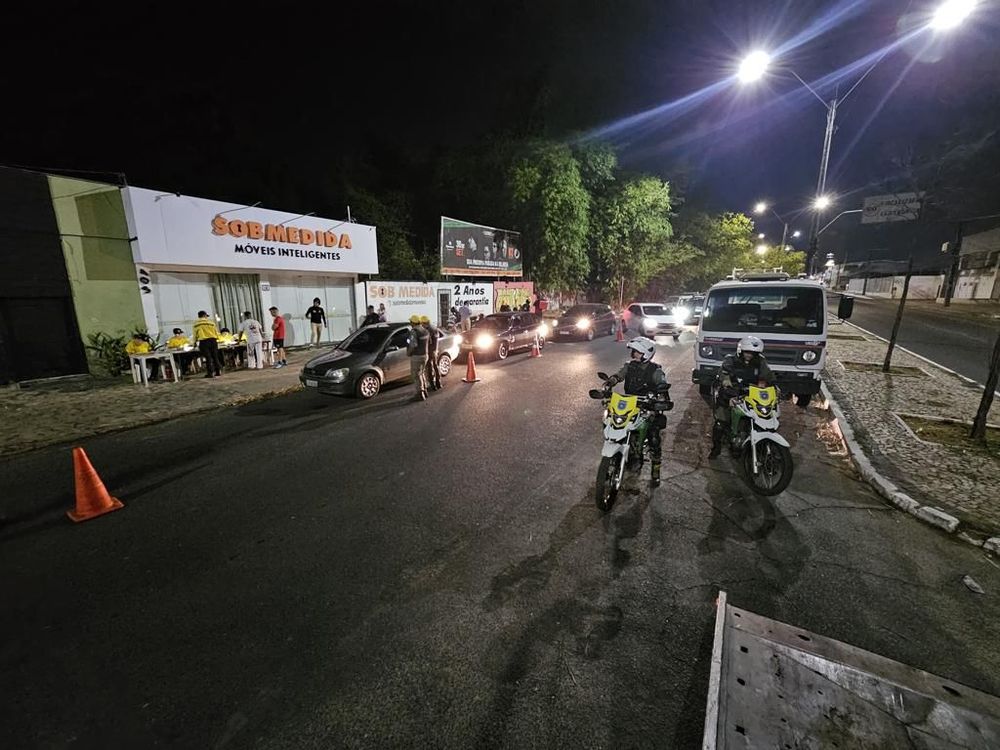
627, 304, 642, 332
508, 314, 526, 349
380, 328, 413, 382
600, 305, 614, 333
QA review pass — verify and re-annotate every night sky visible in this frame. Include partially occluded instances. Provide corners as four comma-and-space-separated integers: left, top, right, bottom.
3, 0, 997, 264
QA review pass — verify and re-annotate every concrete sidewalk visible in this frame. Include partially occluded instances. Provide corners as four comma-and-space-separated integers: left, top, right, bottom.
0, 350, 318, 457
822, 325, 1000, 544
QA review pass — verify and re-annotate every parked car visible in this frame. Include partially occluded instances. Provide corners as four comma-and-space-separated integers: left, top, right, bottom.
300, 322, 461, 399
674, 294, 705, 325
623, 302, 681, 339
459, 312, 546, 361
553, 303, 617, 341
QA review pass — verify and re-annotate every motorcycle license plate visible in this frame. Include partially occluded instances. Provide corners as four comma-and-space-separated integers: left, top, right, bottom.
305, 379, 318, 387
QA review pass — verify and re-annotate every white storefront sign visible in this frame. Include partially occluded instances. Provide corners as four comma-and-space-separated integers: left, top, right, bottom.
861, 192, 924, 224
365, 281, 495, 323
447, 282, 493, 318
124, 187, 379, 274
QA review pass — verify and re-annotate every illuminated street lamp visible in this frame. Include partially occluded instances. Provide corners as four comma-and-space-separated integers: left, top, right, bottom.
737, 51, 771, 83
814, 195, 832, 211
754, 201, 795, 251
792, 230, 801, 238
930, 0, 977, 31
758, 232, 766, 239
755, 244, 768, 255
754, 201, 768, 215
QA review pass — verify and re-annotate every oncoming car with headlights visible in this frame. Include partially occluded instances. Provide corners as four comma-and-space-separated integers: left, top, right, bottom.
673, 294, 705, 325
554, 303, 617, 341
459, 312, 547, 361
300, 322, 461, 399
624, 302, 681, 340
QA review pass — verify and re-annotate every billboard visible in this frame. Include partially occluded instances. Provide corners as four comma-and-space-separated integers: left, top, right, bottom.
861, 193, 925, 224
440, 216, 522, 277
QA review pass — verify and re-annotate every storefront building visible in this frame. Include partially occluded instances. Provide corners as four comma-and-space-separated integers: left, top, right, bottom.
124, 188, 377, 345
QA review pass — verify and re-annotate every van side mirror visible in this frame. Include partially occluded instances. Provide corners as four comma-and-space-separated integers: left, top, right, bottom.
837, 296, 855, 320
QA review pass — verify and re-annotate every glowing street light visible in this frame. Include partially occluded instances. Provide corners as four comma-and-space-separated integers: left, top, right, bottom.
758, 232, 766, 239
755, 244, 768, 255
754, 201, 768, 215
814, 195, 832, 211
737, 51, 771, 83
792, 230, 801, 238
930, 0, 977, 31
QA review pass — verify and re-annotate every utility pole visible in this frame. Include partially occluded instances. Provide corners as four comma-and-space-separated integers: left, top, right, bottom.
942, 221, 964, 307
807, 98, 838, 276
861, 249, 873, 295
971, 330, 1000, 442
882, 256, 913, 373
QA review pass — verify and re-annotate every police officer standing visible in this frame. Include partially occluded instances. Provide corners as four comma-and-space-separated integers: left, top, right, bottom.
406, 314, 430, 402
709, 335, 774, 458
421, 315, 442, 391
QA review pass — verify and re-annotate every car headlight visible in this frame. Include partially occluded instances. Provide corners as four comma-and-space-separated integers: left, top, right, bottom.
475, 333, 494, 349
673, 306, 690, 321
700, 344, 714, 357
576, 318, 591, 330
326, 367, 349, 382
642, 318, 656, 330
551, 319, 558, 327
802, 350, 818, 363
538, 323, 550, 337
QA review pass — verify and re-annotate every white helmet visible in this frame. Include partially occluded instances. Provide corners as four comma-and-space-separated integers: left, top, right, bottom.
737, 335, 764, 356
627, 336, 656, 362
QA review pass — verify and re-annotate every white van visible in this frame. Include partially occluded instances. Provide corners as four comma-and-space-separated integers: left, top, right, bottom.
691, 273, 853, 407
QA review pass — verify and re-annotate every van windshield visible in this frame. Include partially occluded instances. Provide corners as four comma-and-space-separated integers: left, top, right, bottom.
702, 286, 824, 334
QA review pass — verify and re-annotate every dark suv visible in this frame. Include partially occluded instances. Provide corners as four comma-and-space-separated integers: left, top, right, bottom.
554, 303, 617, 341
459, 312, 546, 360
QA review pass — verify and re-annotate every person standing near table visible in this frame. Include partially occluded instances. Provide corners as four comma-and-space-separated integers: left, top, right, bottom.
269, 306, 288, 368
239, 311, 265, 370
305, 297, 326, 347
125, 333, 160, 381
193, 311, 223, 378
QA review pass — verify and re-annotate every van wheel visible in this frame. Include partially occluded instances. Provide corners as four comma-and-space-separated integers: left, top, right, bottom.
699, 383, 712, 397
795, 393, 812, 408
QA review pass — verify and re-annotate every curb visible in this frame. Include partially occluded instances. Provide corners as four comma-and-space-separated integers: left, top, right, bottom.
820, 381, 999, 554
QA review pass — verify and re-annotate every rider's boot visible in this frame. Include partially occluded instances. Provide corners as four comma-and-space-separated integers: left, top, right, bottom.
651, 460, 661, 487
708, 423, 724, 459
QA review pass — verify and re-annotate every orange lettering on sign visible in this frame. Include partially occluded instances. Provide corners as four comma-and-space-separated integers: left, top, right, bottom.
287, 227, 300, 243
212, 216, 228, 235
229, 220, 247, 237
323, 231, 337, 247
339, 234, 352, 249
300, 229, 314, 245
265, 224, 287, 243
247, 221, 263, 239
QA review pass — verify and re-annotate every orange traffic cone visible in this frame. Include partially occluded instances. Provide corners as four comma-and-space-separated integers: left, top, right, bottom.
462, 352, 481, 383
615, 317, 625, 342
530, 335, 542, 358
67, 447, 124, 523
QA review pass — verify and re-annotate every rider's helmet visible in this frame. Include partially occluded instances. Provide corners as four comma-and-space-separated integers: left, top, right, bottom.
626, 336, 656, 363
737, 335, 764, 358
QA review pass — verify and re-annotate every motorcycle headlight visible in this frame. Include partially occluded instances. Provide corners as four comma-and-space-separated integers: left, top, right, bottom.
475, 333, 494, 349
802, 350, 818, 363
576, 318, 591, 330
758, 405, 771, 417
642, 318, 656, 330
612, 413, 628, 427
700, 344, 714, 357
326, 367, 349, 382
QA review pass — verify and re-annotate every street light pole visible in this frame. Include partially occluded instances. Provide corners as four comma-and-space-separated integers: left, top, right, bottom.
808, 98, 838, 275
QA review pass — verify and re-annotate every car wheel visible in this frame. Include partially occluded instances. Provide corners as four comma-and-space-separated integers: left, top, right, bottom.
437, 353, 452, 377
355, 372, 381, 399
497, 341, 510, 360
585, 328, 595, 342
537, 336, 546, 349
673, 333, 680, 341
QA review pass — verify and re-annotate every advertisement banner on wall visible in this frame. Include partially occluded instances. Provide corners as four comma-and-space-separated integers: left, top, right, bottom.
861, 192, 925, 224
365, 281, 438, 323
493, 281, 534, 311
124, 187, 379, 274
440, 216, 522, 277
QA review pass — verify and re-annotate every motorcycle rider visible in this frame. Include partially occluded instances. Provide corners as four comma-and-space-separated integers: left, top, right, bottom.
709, 335, 775, 458
604, 336, 673, 487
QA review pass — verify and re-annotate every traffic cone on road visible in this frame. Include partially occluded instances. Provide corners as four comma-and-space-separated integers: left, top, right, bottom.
67, 447, 124, 523
530, 334, 542, 358
462, 352, 481, 383
615, 317, 625, 342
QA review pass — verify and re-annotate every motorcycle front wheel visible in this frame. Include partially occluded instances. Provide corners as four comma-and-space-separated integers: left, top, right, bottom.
596, 454, 622, 512
743, 439, 794, 496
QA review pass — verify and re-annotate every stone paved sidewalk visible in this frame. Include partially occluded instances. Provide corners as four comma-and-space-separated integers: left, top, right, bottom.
0, 350, 316, 457
822, 326, 1000, 537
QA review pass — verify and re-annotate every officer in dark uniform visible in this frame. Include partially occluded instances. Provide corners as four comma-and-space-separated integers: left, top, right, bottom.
406, 314, 430, 402
709, 335, 775, 458
605, 336, 673, 487
421, 315, 442, 391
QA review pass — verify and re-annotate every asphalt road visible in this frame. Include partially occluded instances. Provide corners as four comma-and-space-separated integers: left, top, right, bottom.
2, 332, 999, 749
844, 295, 1000, 384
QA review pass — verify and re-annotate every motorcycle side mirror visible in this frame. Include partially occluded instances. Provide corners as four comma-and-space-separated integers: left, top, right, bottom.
837, 295, 855, 320
655, 383, 670, 393
588, 389, 605, 399
597, 371, 609, 381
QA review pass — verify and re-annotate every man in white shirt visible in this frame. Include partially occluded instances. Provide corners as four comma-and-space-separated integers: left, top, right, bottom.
459, 302, 472, 332
239, 311, 265, 369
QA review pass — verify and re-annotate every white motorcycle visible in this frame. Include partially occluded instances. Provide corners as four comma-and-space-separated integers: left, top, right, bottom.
589, 372, 671, 512
723, 384, 794, 496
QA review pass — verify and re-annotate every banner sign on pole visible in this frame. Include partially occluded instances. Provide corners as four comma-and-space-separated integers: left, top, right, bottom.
440, 216, 522, 277
861, 193, 925, 224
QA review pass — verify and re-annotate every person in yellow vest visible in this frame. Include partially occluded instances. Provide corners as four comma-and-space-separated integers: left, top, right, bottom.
166, 328, 190, 349
192, 311, 224, 378
218, 327, 236, 345
125, 333, 160, 381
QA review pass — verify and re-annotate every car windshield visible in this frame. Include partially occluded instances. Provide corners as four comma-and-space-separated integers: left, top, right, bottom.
640, 304, 668, 315
702, 286, 825, 334
563, 306, 592, 317
473, 316, 506, 329
336, 327, 393, 353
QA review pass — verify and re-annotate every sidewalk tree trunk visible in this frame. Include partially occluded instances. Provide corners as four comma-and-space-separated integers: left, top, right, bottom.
970, 329, 1000, 442
942, 222, 964, 308
883, 257, 913, 373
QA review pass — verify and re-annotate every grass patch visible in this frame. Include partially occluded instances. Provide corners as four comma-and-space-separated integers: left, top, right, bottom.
841, 361, 927, 377
899, 414, 1000, 458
